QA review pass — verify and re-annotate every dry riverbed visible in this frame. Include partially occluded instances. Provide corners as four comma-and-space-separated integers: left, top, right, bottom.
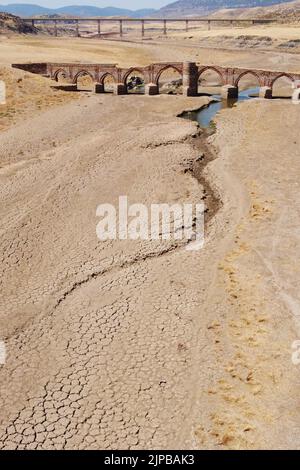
0, 90, 299, 449
0, 31, 300, 449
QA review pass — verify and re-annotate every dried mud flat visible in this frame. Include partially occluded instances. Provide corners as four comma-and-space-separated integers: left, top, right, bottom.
0, 34, 300, 450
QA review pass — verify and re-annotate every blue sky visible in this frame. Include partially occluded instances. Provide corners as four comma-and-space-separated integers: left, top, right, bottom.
0, 0, 170, 9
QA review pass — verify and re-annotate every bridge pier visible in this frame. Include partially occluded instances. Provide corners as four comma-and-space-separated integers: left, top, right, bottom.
182, 62, 199, 97
68, 84, 78, 91
94, 83, 104, 93
292, 88, 300, 103
145, 83, 158, 95
221, 85, 238, 99
114, 83, 127, 95
259, 86, 272, 99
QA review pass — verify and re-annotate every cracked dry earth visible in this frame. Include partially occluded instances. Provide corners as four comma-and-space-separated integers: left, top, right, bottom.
0, 93, 300, 450
0, 93, 217, 450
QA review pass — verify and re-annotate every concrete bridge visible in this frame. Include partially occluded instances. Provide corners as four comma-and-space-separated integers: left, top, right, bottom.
12, 61, 300, 99
22, 17, 274, 37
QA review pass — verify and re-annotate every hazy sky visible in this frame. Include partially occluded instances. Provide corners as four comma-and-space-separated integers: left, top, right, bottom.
0, 0, 170, 9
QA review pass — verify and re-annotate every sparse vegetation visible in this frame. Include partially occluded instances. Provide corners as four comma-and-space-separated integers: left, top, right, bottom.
0, 66, 79, 131
0, 12, 38, 35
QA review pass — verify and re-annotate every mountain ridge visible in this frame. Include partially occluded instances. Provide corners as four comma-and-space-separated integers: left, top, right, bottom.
159, 0, 297, 16
0, 4, 157, 18
209, 0, 300, 22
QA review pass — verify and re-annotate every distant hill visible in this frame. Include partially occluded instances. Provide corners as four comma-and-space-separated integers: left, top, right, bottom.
56, 6, 157, 18
0, 11, 37, 33
210, 0, 300, 21
0, 4, 51, 16
159, 0, 298, 17
0, 3, 157, 18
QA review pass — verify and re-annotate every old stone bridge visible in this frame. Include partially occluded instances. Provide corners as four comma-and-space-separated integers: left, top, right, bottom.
13, 61, 300, 99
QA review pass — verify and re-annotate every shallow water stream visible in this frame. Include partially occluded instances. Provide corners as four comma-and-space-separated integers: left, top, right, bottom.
182, 87, 259, 128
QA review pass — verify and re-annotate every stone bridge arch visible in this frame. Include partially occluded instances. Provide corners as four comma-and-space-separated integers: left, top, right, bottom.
153, 64, 184, 95
154, 64, 183, 85
99, 72, 116, 83
271, 73, 295, 98
73, 70, 96, 85
234, 70, 264, 88
198, 66, 225, 85
98, 69, 118, 84
234, 70, 262, 87
121, 67, 146, 84
73, 70, 96, 92
53, 68, 68, 82
270, 73, 295, 88
99, 72, 116, 93
121, 67, 147, 94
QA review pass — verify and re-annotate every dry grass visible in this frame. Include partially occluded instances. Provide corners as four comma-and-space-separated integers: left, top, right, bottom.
0, 66, 79, 131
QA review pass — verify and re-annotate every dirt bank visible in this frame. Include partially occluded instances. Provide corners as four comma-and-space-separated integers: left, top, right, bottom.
190, 98, 300, 449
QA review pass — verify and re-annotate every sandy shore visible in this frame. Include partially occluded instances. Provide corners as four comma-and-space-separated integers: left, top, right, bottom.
0, 32, 300, 449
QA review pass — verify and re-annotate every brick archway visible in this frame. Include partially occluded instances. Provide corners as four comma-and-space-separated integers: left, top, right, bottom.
99, 72, 117, 85
122, 68, 146, 94
122, 67, 146, 85
99, 72, 116, 93
73, 70, 95, 85
270, 73, 295, 88
53, 68, 68, 82
198, 66, 225, 85
235, 70, 262, 87
154, 64, 183, 86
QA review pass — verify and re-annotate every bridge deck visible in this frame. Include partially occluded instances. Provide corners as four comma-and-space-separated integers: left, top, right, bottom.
22, 17, 275, 23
